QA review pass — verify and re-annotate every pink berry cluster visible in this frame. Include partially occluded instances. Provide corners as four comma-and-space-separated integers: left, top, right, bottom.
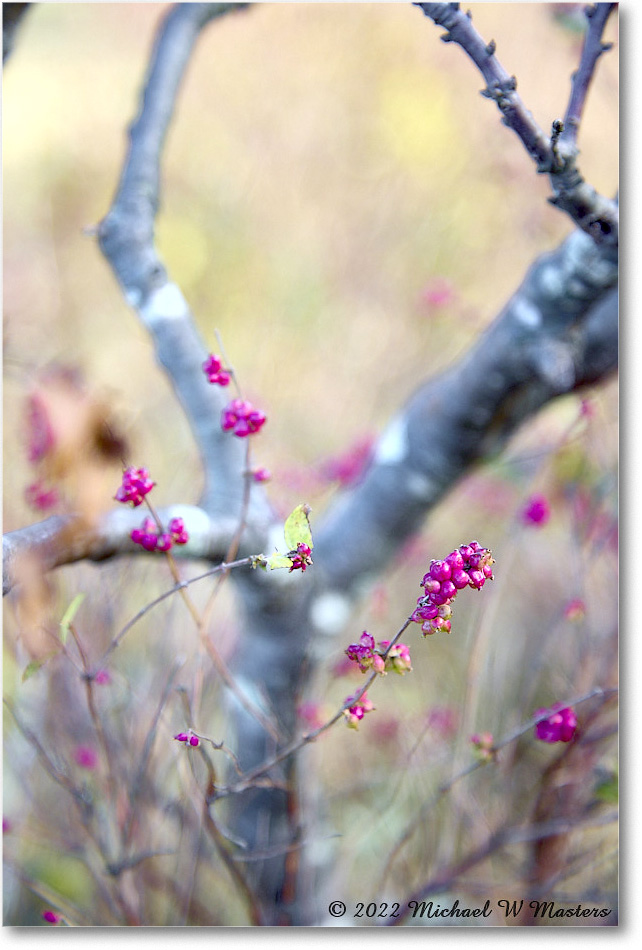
221, 399, 266, 438
470, 731, 495, 762
202, 353, 231, 387
289, 542, 313, 573
343, 692, 375, 730
25, 481, 60, 511
412, 541, 494, 636
345, 631, 412, 675
114, 467, 155, 507
24, 392, 58, 511
131, 516, 189, 553
174, 731, 200, 747
534, 704, 577, 743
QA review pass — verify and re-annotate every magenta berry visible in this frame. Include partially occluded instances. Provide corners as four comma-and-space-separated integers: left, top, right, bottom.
289, 542, 313, 573
451, 569, 470, 589
115, 467, 155, 507
168, 517, 189, 545
174, 731, 200, 748
42, 910, 62, 925
343, 692, 375, 729
221, 399, 266, 438
521, 493, 550, 527
156, 533, 173, 552
202, 354, 231, 386
446, 550, 464, 571
345, 631, 377, 672
534, 704, 577, 743
429, 559, 452, 582
253, 467, 271, 483
131, 515, 189, 553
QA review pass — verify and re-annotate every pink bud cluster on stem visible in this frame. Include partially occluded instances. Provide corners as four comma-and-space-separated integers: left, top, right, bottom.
221, 399, 266, 438
343, 693, 375, 729
131, 516, 189, 553
411, 541, 494, 636
114, 467, 155, 507
345, 631, 412, 675
289, 542, 313, 573
174, 731, 200, 747
114, 468, 189, 553
202, 353, 231, 387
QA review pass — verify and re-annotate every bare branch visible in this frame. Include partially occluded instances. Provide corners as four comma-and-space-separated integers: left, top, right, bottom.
96, 3, 264, 519
3, 505, 263, 595
560, 3, 617, 153
314, 228, 617, 595
414, 2, 618, 246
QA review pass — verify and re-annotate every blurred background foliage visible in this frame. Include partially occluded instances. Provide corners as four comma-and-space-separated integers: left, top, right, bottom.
3, 2, 617, 926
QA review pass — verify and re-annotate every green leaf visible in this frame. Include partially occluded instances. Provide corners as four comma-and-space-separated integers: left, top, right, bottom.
22, 652, 57, 683
283, 504, 313, 552
594, 772, 618, 805
266, 553, 294, 571
60, 593, 86, 644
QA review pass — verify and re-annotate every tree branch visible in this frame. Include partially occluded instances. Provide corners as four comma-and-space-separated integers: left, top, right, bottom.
2, 2, 30, 62
414, 2, 618, 246
2, 506, 263, 595
97, 2, 262, 520
313, 227, 617, 595
560, 3, 617, 153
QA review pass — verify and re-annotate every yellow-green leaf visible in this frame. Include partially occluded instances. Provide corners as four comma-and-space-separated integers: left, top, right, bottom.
283, 504, 313, 552
22, 652, 57, 683
60, 593, 85, 645
266, 553, 294, 571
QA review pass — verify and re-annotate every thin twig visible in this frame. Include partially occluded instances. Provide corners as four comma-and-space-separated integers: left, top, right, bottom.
413, 2, 618, 245
560, 3, 617, 152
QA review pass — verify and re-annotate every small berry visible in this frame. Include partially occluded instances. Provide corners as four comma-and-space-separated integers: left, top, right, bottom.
156, 533, 173, 552
522, 493, 550, 527
534, 704, 577, 743
42, 910, 62, 925
289, 542, 313, 573
202, 354, 231, 387
343, 692, 374, 729
429, 559, 452, 582
174, 731, 200, 748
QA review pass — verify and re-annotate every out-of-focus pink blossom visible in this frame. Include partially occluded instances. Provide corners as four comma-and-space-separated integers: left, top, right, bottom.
521, 493, 550, 527
73, 745, 98, 770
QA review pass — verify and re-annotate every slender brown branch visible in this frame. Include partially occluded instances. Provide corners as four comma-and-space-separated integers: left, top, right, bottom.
560, 3, 617, 152
414, 2, 618, 245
